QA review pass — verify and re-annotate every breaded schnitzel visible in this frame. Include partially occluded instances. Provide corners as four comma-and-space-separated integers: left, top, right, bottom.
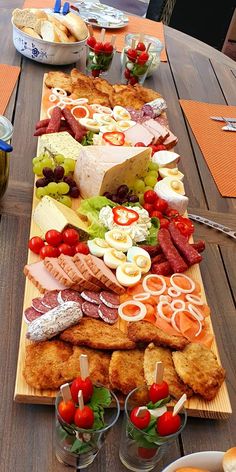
109, 349, 146, 397
127, 321, 189, 350
144, 343, 193, 399
60, 318, 136, 350
45, 71, 72, 94
172, 343, 226, 401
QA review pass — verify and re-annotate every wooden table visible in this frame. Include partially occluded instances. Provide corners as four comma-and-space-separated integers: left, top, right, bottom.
1, 2, 236, 471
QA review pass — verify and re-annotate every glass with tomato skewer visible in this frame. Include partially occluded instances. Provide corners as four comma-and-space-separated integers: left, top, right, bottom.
121, 37, 154, 86
86, 33, 116, 78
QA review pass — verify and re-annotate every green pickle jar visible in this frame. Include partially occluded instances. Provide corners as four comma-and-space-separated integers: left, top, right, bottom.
0, 116, 13, 199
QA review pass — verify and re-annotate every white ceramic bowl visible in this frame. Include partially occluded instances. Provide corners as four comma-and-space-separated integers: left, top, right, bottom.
12, 20, 87, 65
162, 451, 224, 472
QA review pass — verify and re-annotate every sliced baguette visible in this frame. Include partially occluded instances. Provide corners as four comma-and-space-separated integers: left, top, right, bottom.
47, 14, 69, 34
40, 20, 60, 43
12, 8, 47, 29
57, 12, 88, 41
21, 26, 41, 39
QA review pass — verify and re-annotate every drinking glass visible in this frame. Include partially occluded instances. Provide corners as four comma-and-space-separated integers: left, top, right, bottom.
122, 33, 163, 78
54, 385, 120, 468
0, 116, 13, 199
119, 386, 187, 472
86, 44, 116, 78
121, 46, 154, 86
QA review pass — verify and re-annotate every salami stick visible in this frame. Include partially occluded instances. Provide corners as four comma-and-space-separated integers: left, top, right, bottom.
151, 261, 172, 276
158, 228, 188, 273
169, 222, 202, 266
35, 118, 50, 129
34, 126, 47, 136
62, 108, 86, 141
46, 106, 62, 133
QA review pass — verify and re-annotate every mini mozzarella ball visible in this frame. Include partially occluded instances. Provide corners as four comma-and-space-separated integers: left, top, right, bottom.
92, 57, 97, 64
105, 229, 133, 252
127, 247, 151, 274
113, 106, 131, 121
104, 248, 127, 269
117, 120, 136, 131
87, 238, 110, 257
79, 118, 100, 132
116, 262, 142, 287
93, 113, 116, 125
126, 62, 134, 71
89, 51, 95, 58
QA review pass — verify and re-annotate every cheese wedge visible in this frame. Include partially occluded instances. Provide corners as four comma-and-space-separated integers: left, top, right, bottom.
38, 131, 82, 160
74, 145, 151, 199
33, 196, 88, 237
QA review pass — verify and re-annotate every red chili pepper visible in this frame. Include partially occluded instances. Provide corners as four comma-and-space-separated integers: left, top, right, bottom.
112, 206, 139, 226
103, 131, 125, 146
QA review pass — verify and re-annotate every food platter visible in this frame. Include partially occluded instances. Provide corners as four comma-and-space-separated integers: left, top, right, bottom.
72, 2, 129, 29
14, 71, 232, 419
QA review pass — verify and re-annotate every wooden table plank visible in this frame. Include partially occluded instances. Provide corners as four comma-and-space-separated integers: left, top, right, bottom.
211, 59, 236, 105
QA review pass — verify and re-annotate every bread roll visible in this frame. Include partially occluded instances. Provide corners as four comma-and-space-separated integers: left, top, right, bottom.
223, 447, 236, 472
21, 26, 41, 39
67, 35, 77, 43
40, 20, 60, 43
53, 25, 71, 43
175, 469, 210, 472
57, 12, 88, 41
12, 8, 47, 30
47, 15, 69, 34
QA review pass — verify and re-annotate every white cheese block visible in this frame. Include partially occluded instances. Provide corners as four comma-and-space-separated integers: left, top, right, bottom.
33, 196, 88, 237
38, 131, 82, 160
74, 145, 151, 198
154, 177, 188, 215
152, 150, 180, 168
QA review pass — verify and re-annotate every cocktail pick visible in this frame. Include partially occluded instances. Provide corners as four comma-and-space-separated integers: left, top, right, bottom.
87, 23, 94, 37
173, 393, 187, 416
136, 406, 147, 417
146, 43, 152, 53
110, 34, 116, 46
60, 382, 72, 402
131, 38, 135, 49
79, 354, 89, 381
100, 28, 106, 43
78, 390, 84, 410
154, 361, 164, 384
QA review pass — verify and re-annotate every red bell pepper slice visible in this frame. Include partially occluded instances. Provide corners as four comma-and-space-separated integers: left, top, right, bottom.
112, 206, 139, 226
173, 216, 194, 237
103, 131, 125, 146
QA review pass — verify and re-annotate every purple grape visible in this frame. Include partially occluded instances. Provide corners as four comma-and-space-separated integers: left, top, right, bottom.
128, 194, 139, 203
63, 176, 77, 187
111, 194, 120, 203
42, 167, 54, 179
117, 184, 129, 198
54, 166, 64, 180
69, 187, 80, 198
36, 177, 49, 188
103, 192, 113, 200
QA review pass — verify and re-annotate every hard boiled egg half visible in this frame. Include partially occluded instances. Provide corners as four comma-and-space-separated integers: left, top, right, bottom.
158, 167, 184, 180
93, 113, 116, 125
78, 117, 100, 132
117, 120, 136, 131
103, 248, 127, 269
116, 262, 141, 287
87, 238, 110, 257
112, 106, 131, 121
105, 229, 133, 252
127, 247, 151, 274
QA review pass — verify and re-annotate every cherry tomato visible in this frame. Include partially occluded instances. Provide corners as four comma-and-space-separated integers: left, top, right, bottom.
144, 190, 158, 204
137, 52, 149, 64
124, 68, 131, 79
39, 245, 59, 259
62, 228, 79, 245
173, 216, 194, 237
150, 210, 163, 219
136, 42, 146, 51
160, 218, 170, 229
28, 236, 45, 254
153, 144, 167, 152
143, 203, 153, 215
149, 381, 169, 403
74, 242, 90, 255
74, 406, 94, 429
130, 407, 151, 429
165, 208, 179, 218
153, 198, 168, 213
156, 411, 181, 436
87, 36, 96, 48
58, 400, 76, 424
129, 76, 138, 85
94, 42, 104, 53
127, 48, 137, 61
138, 447, 157, 459
134, 142, 145, 147
58, 243, 74, 256
70, 376, 94, 404
45, 229, 63, 247
92, 69, 101, 78
103, 42, 113, 53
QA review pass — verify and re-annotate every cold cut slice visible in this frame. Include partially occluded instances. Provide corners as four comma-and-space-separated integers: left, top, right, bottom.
81, 291, 101, 305
99, 291, 120, 309
158, 228, 188, 273
58, 289, 83, 305
169, 222, 202, 266
24, 307, 44, 324
82, 301, 100, 318
31, 297, 49, 313
124, 123, 155, 146
42, 290, 60, 309
98, 304, 118, 324
24, 261, 68, 294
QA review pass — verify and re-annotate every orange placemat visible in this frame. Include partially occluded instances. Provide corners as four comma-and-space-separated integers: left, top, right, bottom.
22, 1, 167, 61
179, 100, 236, 198
0, 64, 21, 116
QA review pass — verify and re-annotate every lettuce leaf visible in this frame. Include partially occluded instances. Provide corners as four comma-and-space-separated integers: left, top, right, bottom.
144, 217, 160, 245
77, 196, 115, 239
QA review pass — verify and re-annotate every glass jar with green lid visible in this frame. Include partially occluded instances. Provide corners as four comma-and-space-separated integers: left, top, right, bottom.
0, 116, 13, 199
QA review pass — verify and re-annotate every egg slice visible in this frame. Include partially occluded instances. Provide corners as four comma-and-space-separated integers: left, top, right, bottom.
117, 120, 136, 131
90, 104, 113, 115
113, 106, 131, 121
105, 229, 133, 252
100, 123, 118, 133
104, 248, 127, 269
87, 238, 110, 257
93, 113, 116, 125
116, 262, 142, 287
127, 247, 151, 274
78, 118, 100, 132
158, 167, 184, 181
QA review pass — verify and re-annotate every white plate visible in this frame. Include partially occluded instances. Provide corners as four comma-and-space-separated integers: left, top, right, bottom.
72, 1, 129, 29
162, 451, 224, 472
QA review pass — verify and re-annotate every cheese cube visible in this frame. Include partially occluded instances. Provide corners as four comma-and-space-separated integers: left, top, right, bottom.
74, 145, 151, 199
38, 132, 82, 160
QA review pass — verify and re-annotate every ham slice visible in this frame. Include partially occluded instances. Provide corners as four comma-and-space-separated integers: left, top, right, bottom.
43, 258, 73, 287
57, 254, 100, 292
24, 261, 67, 294
162, 129, 178, 149
73, 253, 104, 289
142, 119, 169, 143
88, 255, 125, 294
124, 123, 154, 146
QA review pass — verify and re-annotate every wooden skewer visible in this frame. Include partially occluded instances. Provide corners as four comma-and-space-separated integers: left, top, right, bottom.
146, 42, 152, 53
110, 34, 116, 46
131, 38, 135, 49
78, 390, 84, 410
60, 383, 72, 402
136, 406, 147, 417
87, 24, 94, 37
100, 27, 106, 43
139, 32, 144, 43
80, 354, 89, 380
173, 394, 187, 416
155, 361, 164, 384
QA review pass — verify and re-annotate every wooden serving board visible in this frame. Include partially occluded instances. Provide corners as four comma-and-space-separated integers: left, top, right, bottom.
14, 74, 232, 419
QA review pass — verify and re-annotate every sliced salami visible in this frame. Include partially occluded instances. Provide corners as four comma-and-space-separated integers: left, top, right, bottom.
31, 297, 49, 314
42, 290, 60, 309
98, 304, 118, 324
24, 307, 44, 324
99, 291, 120, 309
142, 104, 155, 118
81, 291, 101, 305
58, 289, 83, 306
82, 301, 100, 319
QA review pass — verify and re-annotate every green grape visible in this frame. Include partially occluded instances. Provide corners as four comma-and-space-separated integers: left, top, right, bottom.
147, 170, 158, 178
138, 193, 144, 205
57, 182, 70, 195
33, 162, 44, 175
64, 158, 75, 172
42, 157, 54, 169
47, 182, 59, 194
148, 161, 159, 171
144, 175, 157, 187
133, 179, 145, 193
144, 186, 153, 192
54, 154, 65, 164
32, 156, 40, 165
63, 163, 71, 176
58, 195, 72, 208
36, 187, 47, 199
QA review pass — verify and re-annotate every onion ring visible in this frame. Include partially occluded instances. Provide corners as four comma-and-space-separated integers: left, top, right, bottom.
170, 273, 195, 293
49, 94, 58, 103
157, 301, 172, 323
186, 294, 204, 305
143, 274, 166, 296
133, 293, 150, 301
167, 287, 181, 298
52, 87, 67, 97
188, 304, 204, 321
118, 300, 146, 322
171, 299, 185, 311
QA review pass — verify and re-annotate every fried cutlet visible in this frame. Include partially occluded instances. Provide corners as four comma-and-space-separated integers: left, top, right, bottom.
172, 343, 226, 401
134, 84, 162, 103
93, 77, 114, 98
144, 343, 193, 399
110, 87, 144, 110
45, 71, 72, 94
60, 318, 136, 350
127, 321, 189, 350
109, 349, 146, 398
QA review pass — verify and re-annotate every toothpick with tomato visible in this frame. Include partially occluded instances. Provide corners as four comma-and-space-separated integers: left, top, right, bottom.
74, 389, 94, 429
149, 361, 169, 403
70, 354, 94, 404
156, 394, 187, 436
58, 382, 76, 424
